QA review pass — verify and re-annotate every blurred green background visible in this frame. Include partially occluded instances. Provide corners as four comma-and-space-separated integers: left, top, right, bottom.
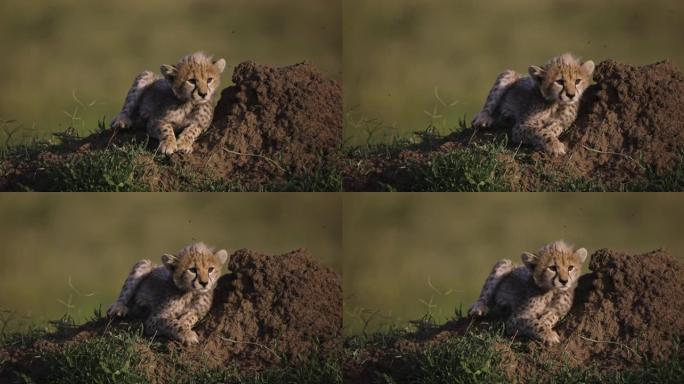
0, 193, 341, 331
343, 193, 684, 335
0, 0, 341, 143
343, 0, 684, 144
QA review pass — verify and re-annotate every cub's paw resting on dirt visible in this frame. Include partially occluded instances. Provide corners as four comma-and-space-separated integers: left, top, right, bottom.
471, 112, 495, 129
107, 302, 129, 318
110, 113, 133, 130
179, 330, 200, 345
543, 330, 561, 345
158, 138, 178, 155
175, 136, 195, 154
468, 301, 489, 317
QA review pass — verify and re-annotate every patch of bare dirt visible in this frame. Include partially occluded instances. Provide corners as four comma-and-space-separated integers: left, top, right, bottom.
0, 61, 342, 191
345, 248, 684, 382
0, 249, 342, 382
344, 59, 684, 191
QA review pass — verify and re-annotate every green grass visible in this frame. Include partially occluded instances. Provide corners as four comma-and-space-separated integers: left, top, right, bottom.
345, 318, 684, 384
344, 129, 684, 192
0, 133, 342, 192
0, 314, 342, 384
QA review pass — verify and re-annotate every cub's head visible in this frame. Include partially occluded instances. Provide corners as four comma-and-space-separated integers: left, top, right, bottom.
162, 242, 228, 293
529, 53, 594, 105
521, 240, 587, 291
160, 52, 226, 105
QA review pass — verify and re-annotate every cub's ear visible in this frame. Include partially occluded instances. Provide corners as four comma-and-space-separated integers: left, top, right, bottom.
521, 251, 538, 269
160, 64, 177, 80
213, 58, 226, 73
161, 253, 178, 268
528, 65, 545, 82
215, 249, 229, 264
575, 248, 588, 264
581, 60, 595, 77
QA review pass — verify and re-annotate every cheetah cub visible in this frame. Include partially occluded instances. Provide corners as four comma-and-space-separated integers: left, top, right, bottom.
469, 240, 587, 345
110, 52, 226, 155
472, 53, 595, 155
107, 242, 228, 345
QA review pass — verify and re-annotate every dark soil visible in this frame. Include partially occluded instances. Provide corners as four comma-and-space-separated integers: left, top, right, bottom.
0, 248, 342, 382
344, 59, 684, 191
195, 248, 342, 369
0, 61, 342, 191
346, 248, 684, 382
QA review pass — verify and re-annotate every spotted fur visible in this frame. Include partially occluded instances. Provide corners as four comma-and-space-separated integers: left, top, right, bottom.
472, 53, 595, 155
107, 242, 228, 345
110, 52, 226, 155
469, 241, 587, 345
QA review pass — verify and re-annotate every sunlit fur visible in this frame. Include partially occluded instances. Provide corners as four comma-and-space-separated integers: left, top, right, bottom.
107, 242, 228, 345
110, 52, 226, 155
469, 240, 588, 344
472, 53, 595, 155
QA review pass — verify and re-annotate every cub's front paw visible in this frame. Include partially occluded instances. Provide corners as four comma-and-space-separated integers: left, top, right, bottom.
472, 112, 494, 128
175, 137, 195, 154
111, 114, 133, 130
545, 140, 567, 156
469, 302, 489, 317
180, 330, 199, 345
542, 330, 561, 345
107, 303, 129, 318
158, 138, 178, 155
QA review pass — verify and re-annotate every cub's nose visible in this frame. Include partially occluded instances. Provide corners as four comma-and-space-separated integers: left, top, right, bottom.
198, 91, 207, 98
199, 280, 208, 288
559, 277, 568, 285
565, 91, 576, 99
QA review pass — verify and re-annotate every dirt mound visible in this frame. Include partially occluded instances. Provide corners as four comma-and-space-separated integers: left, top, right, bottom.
555, 248, 684, 367
194, 61, 342, 177
566, 60, 684, 178
196, 248, 342, 369
0, 249, 341, 381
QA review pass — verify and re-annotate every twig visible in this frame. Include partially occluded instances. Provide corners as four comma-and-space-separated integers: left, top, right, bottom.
579, 335, 640, 357
581, 144, 646, 170
219, 336, 281, 360
222, 147, 286, 172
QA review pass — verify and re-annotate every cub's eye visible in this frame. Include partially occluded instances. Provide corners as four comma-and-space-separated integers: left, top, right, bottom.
568, 265, 575, 271
207, 77, 214, 83
548, 266, 558, 272
208, 267, 214, 273
188, 79, 197, 85
189, 267, 198, 274
555, 79, 564, 85
575, 79, 582, 85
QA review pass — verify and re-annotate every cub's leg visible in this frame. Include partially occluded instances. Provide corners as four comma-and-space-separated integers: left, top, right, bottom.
148, 120, 178, 155
472, 70, 521, 128
108, 259, 153, 318
507, 312, 561, 345
145, 311, 200, 345
111, 71, 156, 130
513, 122, 566, 155
469, 259, 514, 316
175, 103, 213, 154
